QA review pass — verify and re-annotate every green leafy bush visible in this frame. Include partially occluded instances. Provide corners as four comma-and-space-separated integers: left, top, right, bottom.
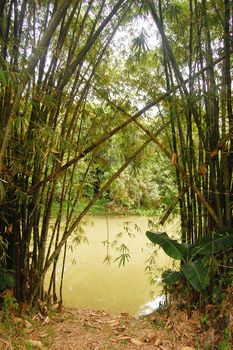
0, 268, 15, 290
146, 229, 233, 292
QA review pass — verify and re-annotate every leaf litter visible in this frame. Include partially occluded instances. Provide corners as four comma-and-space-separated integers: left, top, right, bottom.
0, 299, 233, 349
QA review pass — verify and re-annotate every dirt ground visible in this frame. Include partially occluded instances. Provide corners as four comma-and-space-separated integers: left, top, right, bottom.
0, 302, 233, 350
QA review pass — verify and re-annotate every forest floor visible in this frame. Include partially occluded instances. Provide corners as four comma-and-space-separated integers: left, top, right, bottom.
0, 300, 233, 350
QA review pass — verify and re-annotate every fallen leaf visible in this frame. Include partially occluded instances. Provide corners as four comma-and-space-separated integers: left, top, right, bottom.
116, 335, 131, 340
115, 325, 126, 332
42, 316, 50, 325
39, 331, 49, 338
180, 347, 195, 350
159, 345, 168, 350
0, 338, 13, 349
24, 320, 32, 328
32, 313, 43, 321
147, 331, 157, 340
108, 320, 120, 328
52, 303, 59, 310
55, 316, 65, 322
130, 338, 144, 346
110, 338, 117, 343
154, 338, 162, 346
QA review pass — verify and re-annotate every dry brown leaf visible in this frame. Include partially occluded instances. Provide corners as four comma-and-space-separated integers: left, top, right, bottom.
159, 345, 168, 350
42, 316, 50, 325
110, 337, 117, 343
95, 319, 104, 324
188, 319, 200, 326
108, 320, 120, 327
115, 325, 126, 332
39, 331, 49, 338
32, 313, 43, 321
52, 303, 59, 310
154, 338, 162, 346
0, 338, 13, 350
130, 338, 144, 346
116, 335, 131, 340
198, 166, 208, 177
184, 331, 191, 338
210, 149, 218, 159
24, 320, 32, 328
171, 153, 177, 165
180, 347, 196, 350
147, 331, 157, 340
6, 223, 13, 233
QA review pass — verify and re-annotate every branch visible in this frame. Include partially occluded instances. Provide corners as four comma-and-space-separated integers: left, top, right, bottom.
0, 0, 73, 172
31, 137, 152, 300
28, 52, 228, 194
58, 0, 130, 91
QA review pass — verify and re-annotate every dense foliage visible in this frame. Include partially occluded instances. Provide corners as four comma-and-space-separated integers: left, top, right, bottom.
0, 0, 232, 307
146, 228, 233, 306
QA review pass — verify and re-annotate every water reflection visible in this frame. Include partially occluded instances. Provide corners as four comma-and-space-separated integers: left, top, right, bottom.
54, 215, 177, 316
138, 295, 165, 316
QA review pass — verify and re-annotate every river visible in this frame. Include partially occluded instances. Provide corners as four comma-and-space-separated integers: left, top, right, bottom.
54, 215, 178, 316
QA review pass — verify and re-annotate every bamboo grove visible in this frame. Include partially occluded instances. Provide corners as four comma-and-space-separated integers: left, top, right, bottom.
0, 0, 232, 305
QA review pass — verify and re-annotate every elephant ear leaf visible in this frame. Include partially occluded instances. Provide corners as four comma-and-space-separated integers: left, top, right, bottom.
146, 231, 186, 261
181, 259, 210, 291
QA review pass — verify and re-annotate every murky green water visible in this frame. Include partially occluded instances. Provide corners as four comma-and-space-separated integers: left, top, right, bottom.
53, 215, 178, 316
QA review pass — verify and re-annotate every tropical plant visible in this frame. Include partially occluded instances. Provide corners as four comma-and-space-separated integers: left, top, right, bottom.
146, 229, 233, 295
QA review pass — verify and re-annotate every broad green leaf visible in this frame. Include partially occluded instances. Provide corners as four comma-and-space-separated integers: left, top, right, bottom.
162, 270, 182, 285
146, 231, 187, 260
192, 233, 233, 257
181, 259, 210, 291
183, 243, 195, 262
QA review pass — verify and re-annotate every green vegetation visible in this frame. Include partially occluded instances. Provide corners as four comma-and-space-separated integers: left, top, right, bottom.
0, 0, 232, 328
146, 229, 233, 305
0, 268, 15, 291
2, 294, 18, 321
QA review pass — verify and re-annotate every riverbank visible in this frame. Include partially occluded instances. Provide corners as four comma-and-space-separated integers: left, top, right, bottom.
1, 302, 232, 349
52, 198, 158, 217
